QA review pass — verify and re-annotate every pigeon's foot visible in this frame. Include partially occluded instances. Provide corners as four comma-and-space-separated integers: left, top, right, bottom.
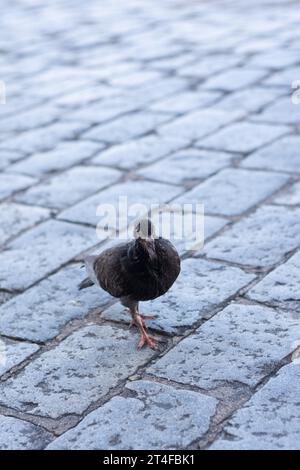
137, 330, 158, 350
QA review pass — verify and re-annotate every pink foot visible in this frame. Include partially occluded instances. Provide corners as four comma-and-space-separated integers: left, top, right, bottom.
138, 331, 158, 350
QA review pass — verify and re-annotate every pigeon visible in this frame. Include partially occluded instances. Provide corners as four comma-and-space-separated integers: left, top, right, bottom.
79, 218, 181, 349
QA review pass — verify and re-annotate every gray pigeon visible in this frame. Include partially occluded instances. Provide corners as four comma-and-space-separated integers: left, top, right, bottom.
79, 218, 181, 349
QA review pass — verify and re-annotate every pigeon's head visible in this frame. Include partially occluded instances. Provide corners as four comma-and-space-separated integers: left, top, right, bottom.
133, 218, 156, 240
133, 218, 156, 261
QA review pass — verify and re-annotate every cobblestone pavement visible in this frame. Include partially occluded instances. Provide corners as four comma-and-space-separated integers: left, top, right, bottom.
0, 0, 300, 450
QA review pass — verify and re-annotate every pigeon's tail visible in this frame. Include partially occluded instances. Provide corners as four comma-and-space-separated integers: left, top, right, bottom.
78, 277, 94, 290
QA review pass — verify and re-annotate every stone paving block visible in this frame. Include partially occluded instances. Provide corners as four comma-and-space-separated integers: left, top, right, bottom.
54, 84, 118, 108
0, 220, 99, 290
59, 180, 182, 229
248, 251, 300, 312
0, 121, 90, 154
29, 77, 91, 101
16, 166, 121, 210
84, 111, 171, 143
137, 149, 234, 185
0, 93, 44, 121
0, 291, 13, 306
150, 90, 221, 114
175, 168, 287, 216
217, 86, 282, 113
150, 53, 195, 71
0, 416, 52, 450
127, 77, 187, 107
248, 49, 300, 69
235, 37, 282, 54
241, 136, 300, 173
65, 98, 137, 125
178, 54, 242, 79
158, 108, 241, 143
91, 135, 188, 170
0, 202, 50, 245
102, 259, 254, 334
0, 150, 25, 169
0, 105, 60, 134
264, 65, 300, 87
0, 264, 111, 342
9, 141, 102, 177
132, 44, 186, 63
273, 181, 300, 205
198, 122, 289, 153
0, 173, 37, 200
204, 205, 300, 267
0, 338, 39, 376
109, 70, 163, 88
211, 363, 300, 450
47, 380, 218, 450
148, 303, 300, 389
0, 325, 155, 418
202, 67, 268, 91
253, 96, 300, 125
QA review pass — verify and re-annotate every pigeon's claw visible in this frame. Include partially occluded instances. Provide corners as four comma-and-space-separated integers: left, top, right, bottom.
137, 331, 158, 350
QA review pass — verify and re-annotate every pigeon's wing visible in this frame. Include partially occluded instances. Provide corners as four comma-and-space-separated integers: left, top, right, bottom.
93, 243, 133, 298
155, 238, 181, 294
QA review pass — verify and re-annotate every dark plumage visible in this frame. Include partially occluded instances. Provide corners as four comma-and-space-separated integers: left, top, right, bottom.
79, 218, 181, 349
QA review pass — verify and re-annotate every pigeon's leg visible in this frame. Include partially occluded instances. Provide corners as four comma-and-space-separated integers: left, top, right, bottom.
121, 298, 159, 327
130, 308, 158, 350
121, 298, 158, 347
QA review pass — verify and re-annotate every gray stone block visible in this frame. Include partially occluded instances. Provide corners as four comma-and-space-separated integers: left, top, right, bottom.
204, 205, 300, 267
211, 363, 300, 449
175, 168, 287, 216
198, 122, 288, 153
148, 303, 300, 388
0, 220, 99, 290
0, 338, 39, 376
0, 416, 52, 450
0, 264, 111, 341
0, 325, 155, 418
242, 136, 300, 173
137, 149, 234, 185
47, 380, 217, 449
16, 166, 121, 209
0, 202, 50, 245
248, 251, 300, 311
